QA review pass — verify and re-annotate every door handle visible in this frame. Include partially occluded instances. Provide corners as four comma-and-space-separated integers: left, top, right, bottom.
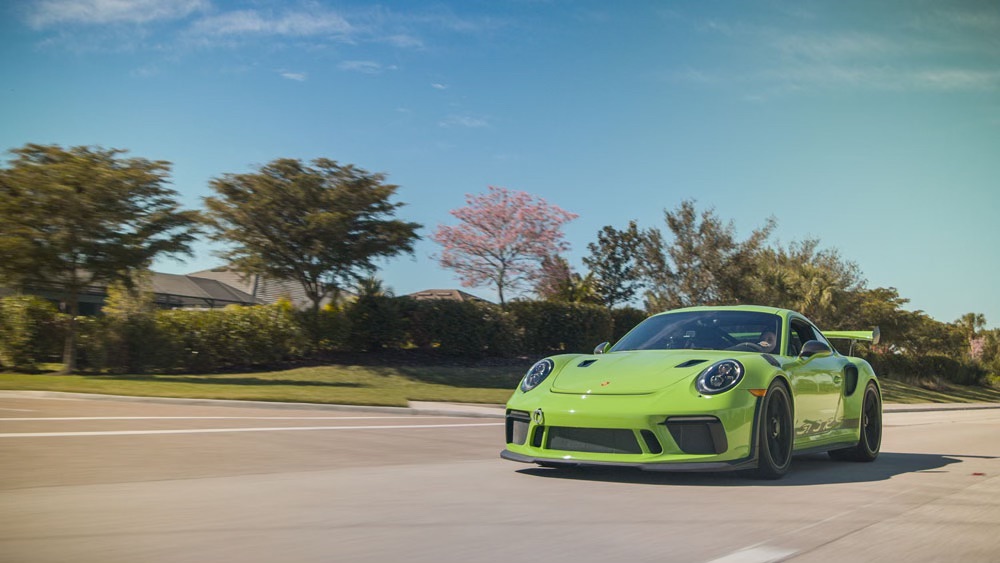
833, 375, 842, 385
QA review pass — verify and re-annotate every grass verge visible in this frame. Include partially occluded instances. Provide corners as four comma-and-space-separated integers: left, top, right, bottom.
1, 362, 998, 406
0, 363, 525, 407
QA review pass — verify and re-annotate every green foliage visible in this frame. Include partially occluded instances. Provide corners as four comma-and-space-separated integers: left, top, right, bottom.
295, 307, 350, 353
204, 158, 422, 313
534, 255, 600, 305
344, 279, 407, 352
0, 295, 65, 370
77, 305, 306, 373
99, 275, 160, 373
508, 301, 613, 354
641, 200, 776, 311
863, 351, 987, 386
407, 299, 520, 357
751, 239, 864, 328
610, 307, 648, 342
0, 143, 200, 371
584, 221, 650, 308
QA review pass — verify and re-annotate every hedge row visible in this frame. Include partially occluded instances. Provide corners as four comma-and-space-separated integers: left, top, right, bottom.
0, 294, 647, 373
861, 350, 987, 386
2, 294, 992, 387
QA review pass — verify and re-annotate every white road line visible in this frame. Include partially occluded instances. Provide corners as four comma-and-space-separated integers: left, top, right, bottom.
0, 408, 36, 413
0, 416, 460, 421
0, 422, 502, 438
704, 546, 797, 563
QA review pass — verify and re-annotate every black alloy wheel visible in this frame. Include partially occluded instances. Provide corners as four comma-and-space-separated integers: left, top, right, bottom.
829, 382, 882, 462
754, 381, 793, 479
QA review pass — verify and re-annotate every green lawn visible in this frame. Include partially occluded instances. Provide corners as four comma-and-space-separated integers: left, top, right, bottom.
1, 362, 998, 406
0, 363, 525, 407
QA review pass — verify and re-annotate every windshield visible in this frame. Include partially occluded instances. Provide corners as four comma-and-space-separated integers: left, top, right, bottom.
611, 310, 783, 353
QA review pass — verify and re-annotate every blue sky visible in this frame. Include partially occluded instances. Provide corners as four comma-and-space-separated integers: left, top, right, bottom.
2, 0, 998, 327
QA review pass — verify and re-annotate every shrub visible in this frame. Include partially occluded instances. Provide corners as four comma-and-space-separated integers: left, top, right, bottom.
407, 300, 521, 357
295, 306, 350, 353
507, 301, 613, 354
610, 307, 647, 342
0, 295, 65, 370
344, 295, 407, 352
150, 305, 306, 372
863, 351, 987, 386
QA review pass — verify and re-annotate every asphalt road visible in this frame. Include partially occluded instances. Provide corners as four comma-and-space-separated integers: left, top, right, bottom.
1, 393, 999, 563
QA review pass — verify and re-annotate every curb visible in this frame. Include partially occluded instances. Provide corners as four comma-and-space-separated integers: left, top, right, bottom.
882, 403, 1000, 413
0, 390, 507, 419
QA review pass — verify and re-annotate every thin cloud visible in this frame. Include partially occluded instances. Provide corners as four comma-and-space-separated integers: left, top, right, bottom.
439, 114, 489, 128
338, 61, 395, 74
27, 0, 208, 27
431, 83, 448, 90
279, 71, 307, 82
191, 9, 353, 38
676, 10, 1000, 97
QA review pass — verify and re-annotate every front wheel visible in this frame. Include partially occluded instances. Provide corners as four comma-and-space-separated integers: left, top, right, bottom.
829, 382, 882, 462
753, 381, 794, 479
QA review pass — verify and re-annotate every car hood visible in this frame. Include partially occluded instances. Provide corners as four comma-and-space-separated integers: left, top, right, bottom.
550, 350, 725, 395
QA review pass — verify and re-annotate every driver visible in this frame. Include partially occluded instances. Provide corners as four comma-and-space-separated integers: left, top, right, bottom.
758, 330, 777, 353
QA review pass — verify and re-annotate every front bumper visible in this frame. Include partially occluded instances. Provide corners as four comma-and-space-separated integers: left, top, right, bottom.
502, 389, 763, 471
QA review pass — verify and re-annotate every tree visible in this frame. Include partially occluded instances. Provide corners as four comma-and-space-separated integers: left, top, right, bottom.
583, 221, 650, 309
204, 158, 422, 316
753, 239, 864, 328
534, 255, 600, 304
432, 186, 578, 305
641, 200, 775, 311
0, 144, 200, 372
956, 312, 987, 358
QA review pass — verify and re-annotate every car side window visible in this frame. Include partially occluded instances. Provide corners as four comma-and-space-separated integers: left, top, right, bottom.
788, 319, 816, 356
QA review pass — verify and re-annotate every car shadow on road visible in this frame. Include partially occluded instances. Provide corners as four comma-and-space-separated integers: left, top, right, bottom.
515, 452, 998, 487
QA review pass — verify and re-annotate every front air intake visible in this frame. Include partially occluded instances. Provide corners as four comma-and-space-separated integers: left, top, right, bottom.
662, 416, 728, 455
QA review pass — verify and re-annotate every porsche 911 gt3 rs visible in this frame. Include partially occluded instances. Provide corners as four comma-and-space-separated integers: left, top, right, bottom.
501, 305, 882, 479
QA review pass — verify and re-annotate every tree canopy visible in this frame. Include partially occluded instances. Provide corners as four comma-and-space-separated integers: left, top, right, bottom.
203, 158, 421, 314
640, 200, 776, 311
432, 186, 577, 305
0, 143, 200, 371
583, 221, 650, 309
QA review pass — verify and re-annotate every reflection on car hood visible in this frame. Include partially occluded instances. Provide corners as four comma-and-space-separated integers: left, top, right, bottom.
550, 350, 728, 395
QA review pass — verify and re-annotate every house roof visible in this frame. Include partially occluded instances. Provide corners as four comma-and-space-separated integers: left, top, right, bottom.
4, 271, 259, 309
187, 267, 338, 309
406, 289, 491, 304
149, 272, 259, 307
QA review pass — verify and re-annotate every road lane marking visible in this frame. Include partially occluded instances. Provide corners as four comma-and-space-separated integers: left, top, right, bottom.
0, 416, 465, 421
0, 422, 502, 438
0, 408, 36, 412
705, 546, 796, 563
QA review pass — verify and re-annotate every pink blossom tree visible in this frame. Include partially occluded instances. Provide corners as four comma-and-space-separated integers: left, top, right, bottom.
433, 186, 578, 305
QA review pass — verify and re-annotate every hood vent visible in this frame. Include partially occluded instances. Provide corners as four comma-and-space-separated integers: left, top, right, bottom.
675, 359, 707, 368
577, 359, 598, 368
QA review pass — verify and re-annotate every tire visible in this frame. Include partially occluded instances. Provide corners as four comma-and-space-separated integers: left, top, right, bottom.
753, 381, 794, 479
828, 382, 882, 462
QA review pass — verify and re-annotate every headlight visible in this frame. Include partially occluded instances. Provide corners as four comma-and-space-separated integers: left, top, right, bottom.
696, 359, 745, 395
521, 359, 554, 392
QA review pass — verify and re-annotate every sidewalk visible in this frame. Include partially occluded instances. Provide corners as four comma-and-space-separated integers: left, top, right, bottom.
2, 390, 999, 418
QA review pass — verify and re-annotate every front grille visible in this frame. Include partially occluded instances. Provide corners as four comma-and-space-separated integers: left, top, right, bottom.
546, 427, 642, 454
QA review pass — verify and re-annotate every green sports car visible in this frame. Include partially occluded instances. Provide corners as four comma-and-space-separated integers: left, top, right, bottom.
501, 305, 882, 479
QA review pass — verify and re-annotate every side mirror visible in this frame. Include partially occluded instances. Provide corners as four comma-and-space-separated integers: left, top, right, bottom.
872, 326, 881, 346
800, 340, 832, 359
593, 342, 610, 355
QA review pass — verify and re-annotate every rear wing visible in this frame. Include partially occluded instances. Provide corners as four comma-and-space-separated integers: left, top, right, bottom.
823, 327, 880, 355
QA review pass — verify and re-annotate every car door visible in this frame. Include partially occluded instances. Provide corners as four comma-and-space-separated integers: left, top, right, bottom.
786, 317, 846, 440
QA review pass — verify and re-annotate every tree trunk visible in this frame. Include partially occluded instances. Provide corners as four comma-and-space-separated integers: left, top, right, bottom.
59, 290, 80, 374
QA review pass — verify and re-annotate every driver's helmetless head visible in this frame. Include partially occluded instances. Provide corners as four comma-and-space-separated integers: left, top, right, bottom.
758, 331, 776, 351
